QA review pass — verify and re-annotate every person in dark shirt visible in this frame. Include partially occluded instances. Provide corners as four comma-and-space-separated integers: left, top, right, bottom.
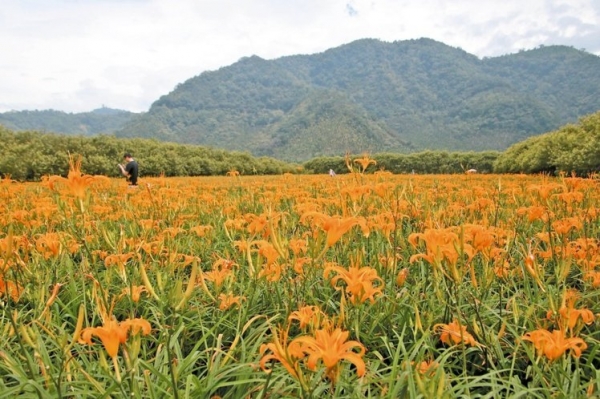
118, 153, 139, 186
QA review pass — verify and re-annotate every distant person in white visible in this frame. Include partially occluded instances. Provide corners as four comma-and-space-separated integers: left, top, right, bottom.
329, 169, 336, 177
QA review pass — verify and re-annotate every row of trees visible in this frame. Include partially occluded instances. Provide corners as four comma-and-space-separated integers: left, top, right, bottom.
494, 111, 600, 174
0, 127, 297, 181
304, 151, 500, 174
0, 126, 501, 180
2, 109, 599, 180
304, 110, 600, 175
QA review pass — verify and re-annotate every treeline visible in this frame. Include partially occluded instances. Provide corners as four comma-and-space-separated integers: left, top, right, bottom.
304, 151, 500, 174
0, 127, 297, 181
494, 111, 600, 174
3, 109, 600, 180
302, 109, 600, 176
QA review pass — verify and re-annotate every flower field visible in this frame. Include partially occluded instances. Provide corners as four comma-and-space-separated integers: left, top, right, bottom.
1, 162, 600, 398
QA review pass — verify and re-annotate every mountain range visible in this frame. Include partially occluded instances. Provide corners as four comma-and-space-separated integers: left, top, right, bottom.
0, 107, 135, 135
3, 38, 600, 161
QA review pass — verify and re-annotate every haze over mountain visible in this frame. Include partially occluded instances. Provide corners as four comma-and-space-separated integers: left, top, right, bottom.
0, 107, 136, 135
113, 38, 600, 161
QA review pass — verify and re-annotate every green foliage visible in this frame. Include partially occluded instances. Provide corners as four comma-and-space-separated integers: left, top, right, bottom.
0, 107, 136, 135
303, 151, 500, 174
117, 39, 600, 160
494, 110, 600, 174
0, 127, 297, 180
258, 90, 411, 161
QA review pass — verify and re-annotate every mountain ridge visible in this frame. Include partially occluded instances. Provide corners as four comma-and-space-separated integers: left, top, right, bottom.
0, 107, 137, 135
116, 38, 600, 161
3, 38, 599, 161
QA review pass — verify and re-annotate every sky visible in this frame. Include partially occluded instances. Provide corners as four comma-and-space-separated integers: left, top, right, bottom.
1, 0, 599, 114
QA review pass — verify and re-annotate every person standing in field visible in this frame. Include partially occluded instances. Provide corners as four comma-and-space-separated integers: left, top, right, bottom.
119, 153, 139, 187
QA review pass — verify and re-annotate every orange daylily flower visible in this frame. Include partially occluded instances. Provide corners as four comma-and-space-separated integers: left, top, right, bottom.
46, 154, 110, 198
558, 306, 594, 330
552, 217, 582, 236
353, 155, 377, 172
259, 327, 305, 380
233, 240, 250, 253
516, 206, 548, 222
493, 261, 512, 279
121, 285, 147, 302
224, 218, 247, 232
555, 190, 584, 206
293, 257, 311, 275
0, 276, 23, 302
300, 212, 363, 249
585, 269, 600, 287
0, 174, 16, 184
413, 359, 439, 377
258, 262, 286, 282
119, 318, 152, 336
322, 216, 362, 248
341, 185, 372, 202
139, 240, 164, 256
138, 219, 158, 231
527, 183, 562, 200
547, 291, 595, 331
396, 268, 409, 287
80, 320, 126, 358
292, 327, 366, 383
288, 238, 308, 256
324, 263, 383, 304
175, 254, 199, 268
522, 329, 587, 361
409, 228, 469, 268
434, 320, 478, 347
288, 305, 323, 330
368, 213, 396, 240
217, 293, 245, 310
409, 228, 474, 282
462, 224, 496, 253
244, 213, 269, 236
80, 317, 151, 358
524, 250, 537, 278
189, 225, 212, 237
254, 240, 280, 265
212, 257, 237, 270
202, 268, 233, 289
35, 233, 63, 260
160, 227, 186, 238
104, 253, 134, 276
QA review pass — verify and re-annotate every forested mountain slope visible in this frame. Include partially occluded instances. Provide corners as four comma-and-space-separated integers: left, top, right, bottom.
0, 107, 136, 135
117, 38, 600, 161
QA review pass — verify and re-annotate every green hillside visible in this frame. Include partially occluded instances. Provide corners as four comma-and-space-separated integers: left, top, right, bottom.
494, 110, 600, 174
116, 38, 600, 161
0, 107, 137, 135
257, 90, 412, 158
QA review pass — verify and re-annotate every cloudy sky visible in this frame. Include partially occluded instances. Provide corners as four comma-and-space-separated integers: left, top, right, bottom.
1, 0, 599, 113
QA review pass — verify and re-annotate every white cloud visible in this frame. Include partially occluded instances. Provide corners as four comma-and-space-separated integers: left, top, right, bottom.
0, 0, 598, 113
